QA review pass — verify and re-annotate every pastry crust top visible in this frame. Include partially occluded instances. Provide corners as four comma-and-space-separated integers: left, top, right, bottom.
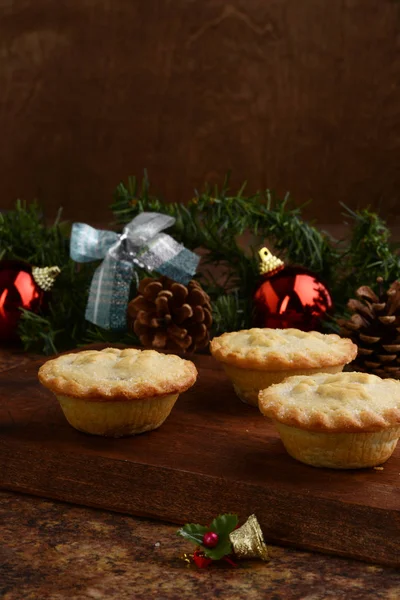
210, 328, 357, 371
258, 371, 400, 433
38, 347, 198, 401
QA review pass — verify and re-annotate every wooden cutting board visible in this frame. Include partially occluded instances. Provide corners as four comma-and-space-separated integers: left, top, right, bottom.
0, 349, 399, 567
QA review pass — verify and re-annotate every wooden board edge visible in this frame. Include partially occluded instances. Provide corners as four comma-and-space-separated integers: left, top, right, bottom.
1, 438, 399, 569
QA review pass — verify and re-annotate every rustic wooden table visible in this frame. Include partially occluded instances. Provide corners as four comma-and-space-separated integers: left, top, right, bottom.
0, 347, 399, 600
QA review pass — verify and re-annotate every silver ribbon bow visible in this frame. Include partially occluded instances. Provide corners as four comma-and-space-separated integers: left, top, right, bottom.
70, 212, 199, 330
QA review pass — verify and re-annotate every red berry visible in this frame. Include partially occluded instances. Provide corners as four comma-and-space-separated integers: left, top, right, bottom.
202, 531, 219, 548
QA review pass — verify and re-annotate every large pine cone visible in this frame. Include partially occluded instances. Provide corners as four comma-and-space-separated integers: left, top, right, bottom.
339, 278, 400, 378
127, 276, 212, 353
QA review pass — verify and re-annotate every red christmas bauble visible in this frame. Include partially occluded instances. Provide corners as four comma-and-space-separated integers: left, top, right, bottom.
253, 265, 333, 331
0, 260, 44, 342
202, 531, 219, 548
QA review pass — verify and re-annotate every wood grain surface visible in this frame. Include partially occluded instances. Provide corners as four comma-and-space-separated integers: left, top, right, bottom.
0, 350, 399, 567
1, 1, 400, 223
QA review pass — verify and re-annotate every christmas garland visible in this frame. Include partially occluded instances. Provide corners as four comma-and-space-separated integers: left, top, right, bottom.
1, 173, 399, 354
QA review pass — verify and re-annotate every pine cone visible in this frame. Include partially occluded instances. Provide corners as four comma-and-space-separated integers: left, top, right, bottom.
339, 278, 400, 378
127, 276, 213, 353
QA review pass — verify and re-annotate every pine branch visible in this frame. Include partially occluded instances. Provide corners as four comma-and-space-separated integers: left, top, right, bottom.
212, 292, 250, 334
256, 192, 341, 279
330, 205, 400, 316
111, 174, 340, 309
0, 200, 69, 266
343, 205, 400, 281
3, 174, 400, 353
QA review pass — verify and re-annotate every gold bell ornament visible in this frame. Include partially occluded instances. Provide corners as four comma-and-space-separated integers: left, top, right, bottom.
229, 514, 269, 561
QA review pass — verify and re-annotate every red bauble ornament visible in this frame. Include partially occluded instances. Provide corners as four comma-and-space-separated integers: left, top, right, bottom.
202, 531, 219, 548
0, 260, 44, 342
253, 248, 333, 331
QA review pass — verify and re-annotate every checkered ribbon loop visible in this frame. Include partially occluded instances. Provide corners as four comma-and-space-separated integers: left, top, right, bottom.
70, 212, 199, 330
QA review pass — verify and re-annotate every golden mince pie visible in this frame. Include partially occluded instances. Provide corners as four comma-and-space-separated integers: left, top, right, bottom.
38, 347, 197, 437
258, 371, 400, 469
210, 328, 357, 406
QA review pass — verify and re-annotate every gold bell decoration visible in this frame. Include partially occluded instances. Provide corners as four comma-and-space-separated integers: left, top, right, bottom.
229, 514, 270, 561
32, 266, 61, 292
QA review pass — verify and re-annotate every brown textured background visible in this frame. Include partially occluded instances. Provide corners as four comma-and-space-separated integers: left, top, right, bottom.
1, 0, 400, 224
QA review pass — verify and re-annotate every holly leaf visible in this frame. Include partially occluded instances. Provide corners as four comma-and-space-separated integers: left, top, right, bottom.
177, 514, 239, 562
203, 537, 233, 561
204, 513, 239, 561
177, 523, 208, 546
209, 513, 239, 537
